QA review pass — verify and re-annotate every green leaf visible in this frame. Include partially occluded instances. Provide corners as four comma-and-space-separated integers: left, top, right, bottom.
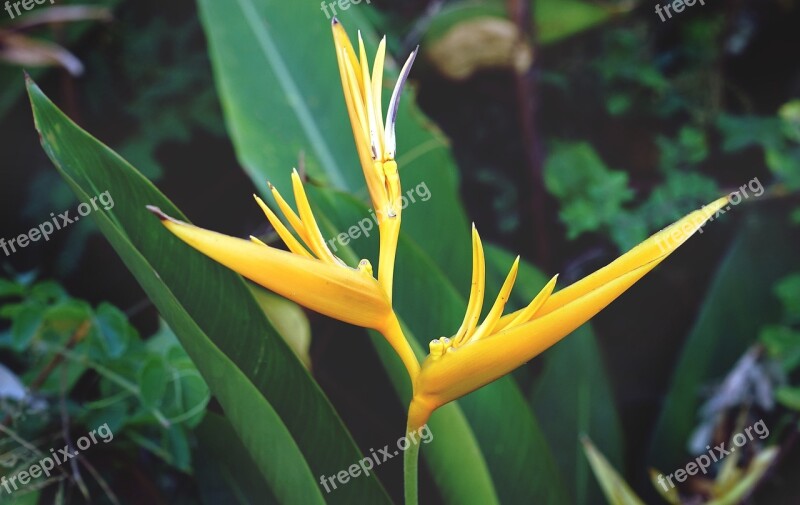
165, 424, 192, 472
0, 489, 40, 505
0, 279, 24, 299
94, 302, 133, 358
760, 325, 800, 372
774, 273, 800, 324
148, 321, 211, 428
779, 99, 800, 142
195, 412, 279, 504
11, 302, 43, 351
197, 0, 355, 193
657, 126, 709, 171
543, 142, 634, 242
776, 387, 800, 411
649, 212, 799, 468
716, 114, 785, 152
139, 356, 169, 408
27, 78, 391, 505
536, 0, 626, 44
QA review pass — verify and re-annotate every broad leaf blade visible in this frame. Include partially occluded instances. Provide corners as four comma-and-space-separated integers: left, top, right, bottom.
195, 412, 280, 505
27, 78, 391, 505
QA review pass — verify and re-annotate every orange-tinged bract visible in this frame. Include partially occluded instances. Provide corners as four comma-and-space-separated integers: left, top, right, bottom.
408, 196, 730, 429
146, 177, 420, 380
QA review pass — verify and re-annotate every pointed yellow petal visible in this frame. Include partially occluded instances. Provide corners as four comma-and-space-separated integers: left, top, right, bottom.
468, 256, 519, 343
331, 19, 363, 94
148, 206, 391, 329
249, 235, 268, 246
290, 171, 343, 266
333, 42, 373, 169
253, 195, 312, 259
453, 226, 485, 345
342, 48, 371, 153
371, 36, 387, 156
497, 197, 729, 331
358, 32, 382, 159
507, 274, 559, 329
269, 182, 309, 244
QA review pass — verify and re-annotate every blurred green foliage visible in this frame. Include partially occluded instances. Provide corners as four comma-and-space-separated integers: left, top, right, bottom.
0, 275, 209, 500
762, 272, 800, 411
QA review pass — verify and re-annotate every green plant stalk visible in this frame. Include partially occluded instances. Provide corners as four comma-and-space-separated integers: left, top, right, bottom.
404, 427, 421, 505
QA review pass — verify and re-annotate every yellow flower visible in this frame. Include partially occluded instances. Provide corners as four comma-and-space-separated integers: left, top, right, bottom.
407, 196, 730, 429
147, 168, 420, 379
331, 18, 417, 301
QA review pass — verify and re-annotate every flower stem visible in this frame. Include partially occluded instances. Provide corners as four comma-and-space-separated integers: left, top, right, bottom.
404, 428, 420, 505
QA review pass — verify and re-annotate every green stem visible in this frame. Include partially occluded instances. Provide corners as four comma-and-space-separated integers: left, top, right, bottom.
404, 427, 421, 505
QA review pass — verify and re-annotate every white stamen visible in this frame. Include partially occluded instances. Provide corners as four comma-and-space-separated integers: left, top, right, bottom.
384, 46, 418, 160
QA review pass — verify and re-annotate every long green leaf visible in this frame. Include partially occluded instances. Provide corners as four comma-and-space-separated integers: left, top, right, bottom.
650, 213, 798, 468
27, 78, 391, 505
195, 412, 279, 505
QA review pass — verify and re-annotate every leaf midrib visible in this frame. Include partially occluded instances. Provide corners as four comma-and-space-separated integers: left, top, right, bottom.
232, 0, 347, 189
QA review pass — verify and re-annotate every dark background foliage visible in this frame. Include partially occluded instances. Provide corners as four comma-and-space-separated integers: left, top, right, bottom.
1, 0, 799, 503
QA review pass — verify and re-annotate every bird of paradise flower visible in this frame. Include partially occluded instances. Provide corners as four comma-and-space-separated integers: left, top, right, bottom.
148, 18, 730, 504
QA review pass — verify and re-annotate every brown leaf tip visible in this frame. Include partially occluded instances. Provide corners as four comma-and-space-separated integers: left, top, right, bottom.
146, 205, 179, 223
